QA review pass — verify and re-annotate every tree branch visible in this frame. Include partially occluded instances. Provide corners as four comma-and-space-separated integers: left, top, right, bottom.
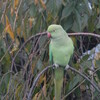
27, 64, 100, 99
67, 66, 100, 93
68, 32, 100, 38
27, 65, 54, 100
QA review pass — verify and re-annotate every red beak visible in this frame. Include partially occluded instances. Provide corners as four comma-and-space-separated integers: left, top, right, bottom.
47, 32, 51, 38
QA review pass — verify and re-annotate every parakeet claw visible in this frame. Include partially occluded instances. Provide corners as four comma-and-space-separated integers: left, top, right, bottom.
54, 63, 59, 69
65, 65, 70, 70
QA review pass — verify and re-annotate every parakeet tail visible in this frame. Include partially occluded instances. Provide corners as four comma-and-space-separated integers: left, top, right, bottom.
54, 67, 64, 100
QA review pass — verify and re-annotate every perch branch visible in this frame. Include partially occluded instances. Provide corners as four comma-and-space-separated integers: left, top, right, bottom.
10, 31, 100, 78
27, 64, 100, 99
11, 32, 100, 70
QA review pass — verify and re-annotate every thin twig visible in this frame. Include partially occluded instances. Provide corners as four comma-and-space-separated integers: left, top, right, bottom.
62, 79, 86, 100
3, 72, 19, 99
27, 65, 54, 100
0, 0, 8, 23
0, 71, 13, 87
13, 0, 23, 31
0, 41, 14, 63
93, 67, 100, 75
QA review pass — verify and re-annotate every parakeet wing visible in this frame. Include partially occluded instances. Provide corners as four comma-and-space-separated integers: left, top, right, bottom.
49, 43, 53, 64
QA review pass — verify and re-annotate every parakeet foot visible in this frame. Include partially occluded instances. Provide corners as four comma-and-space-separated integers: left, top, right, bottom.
54, 63, 59, 69
65, 65, 70, 70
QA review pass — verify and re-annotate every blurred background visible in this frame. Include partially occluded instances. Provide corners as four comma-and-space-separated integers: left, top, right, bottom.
0, 0, 100, 100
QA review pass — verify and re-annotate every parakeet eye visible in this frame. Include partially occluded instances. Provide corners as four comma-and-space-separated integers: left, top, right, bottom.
52, 30, 55, 32
49, 30, 55, 33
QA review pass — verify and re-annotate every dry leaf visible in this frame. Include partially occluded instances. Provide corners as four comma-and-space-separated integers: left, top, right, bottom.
14, 0, 19, 10
80, 84, 86, 92
5, 15, 15, 41
15, 84, 22, 99
17, 26, 21, 36
32, 92, 42, 100
37, 74, 44, 86
42, 76, 47, 97
95, 52, 100, 60
10, 38, 20, 54
40, 0, 46, 9
29, 17, 35, 28
34, 0, 39, 5
11, 7, 14, 16
32, 92, 39, 100
53, 97, 55, 100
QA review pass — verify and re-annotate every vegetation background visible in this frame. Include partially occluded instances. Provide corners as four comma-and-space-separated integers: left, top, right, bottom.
0, 0, 100, 100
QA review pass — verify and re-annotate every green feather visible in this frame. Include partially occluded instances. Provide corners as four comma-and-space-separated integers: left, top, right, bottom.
54, 67, 64, 100
49, 44, 53, 64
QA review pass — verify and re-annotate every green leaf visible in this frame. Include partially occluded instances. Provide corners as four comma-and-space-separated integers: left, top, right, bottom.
0, 73, 10, 95
0, 23, 4, 34
61, 14, 74, 31
88, 15, 96, 32
83, 0, 92, 15
47, 0, 62, 17
94, 91, 100, 100
96, 70, 100, 80
72, 9, 81, 32
29, 3, 37, 17
61, 2, 74, 20
95, 60, 100, 68
68, 74, 82, 91
92, 0, 99, 5
96, 16, 100, 29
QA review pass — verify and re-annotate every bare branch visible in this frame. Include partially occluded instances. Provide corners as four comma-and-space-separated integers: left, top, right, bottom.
27, 65, 54, 100
62, 79, 86, 100
68, 32, 100, 38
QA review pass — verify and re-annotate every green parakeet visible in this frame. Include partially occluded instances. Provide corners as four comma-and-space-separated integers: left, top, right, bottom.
47, 24, 74, 100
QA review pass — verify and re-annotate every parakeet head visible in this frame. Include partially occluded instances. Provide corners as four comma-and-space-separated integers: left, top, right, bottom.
47, 24, 66, 39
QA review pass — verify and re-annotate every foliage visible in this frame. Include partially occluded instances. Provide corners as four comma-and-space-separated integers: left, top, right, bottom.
0, 0, 100, 100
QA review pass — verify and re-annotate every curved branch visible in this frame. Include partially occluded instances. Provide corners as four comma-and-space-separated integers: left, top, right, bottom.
11, 32, 47, 71
11, 32, 100, 71
68, 66, 100, 93
27, 64, 100, 99
27, 65, 54, 100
